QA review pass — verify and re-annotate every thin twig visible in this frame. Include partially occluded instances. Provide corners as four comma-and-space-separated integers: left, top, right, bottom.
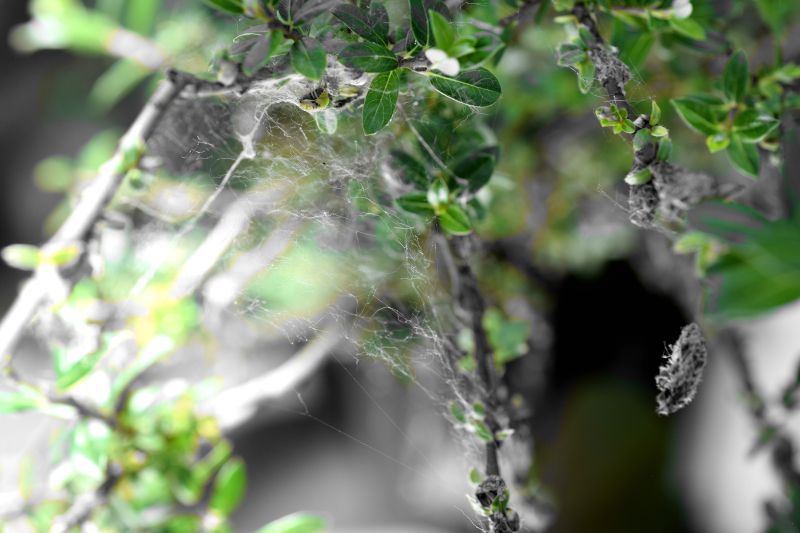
209, 324, 344, 431
0, 70, 191, 360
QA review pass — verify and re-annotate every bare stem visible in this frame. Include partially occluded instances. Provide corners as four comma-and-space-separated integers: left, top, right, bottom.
0, 70, 190, 360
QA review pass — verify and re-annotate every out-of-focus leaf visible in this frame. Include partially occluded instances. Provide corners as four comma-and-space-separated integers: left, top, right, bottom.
210, 458, 247, 516
438, 204, 472, 235
727, 134, 760, 177
671, 95, 726, 136
290, 39, 326, 80
256, 513, 326, 533
723, 50, 749, 104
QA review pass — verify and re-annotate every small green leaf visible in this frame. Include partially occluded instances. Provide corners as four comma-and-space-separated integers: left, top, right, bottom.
42, 244, 81, 267
314, 110, 338, 135
429, 10, 455, 52
633, 129, 653, 150
724, 50, 749, 104
671, 96, 726, 135
472, 419, 493, 442
339, 43, 398, 72
450, 402, 467, 424
290, 39, 326, 81
495, 429, 514, 442
650, 100, 662, 125
483, 308, 530, 366
733, 109, 779, 142
656, 137, 673, 161
668, 17, 706, 40
706, 133, 730, 153
332, 3, 389, 45
452, 146, 498, 192
256, 513, 326, 533
556, 43, 587, 67
429, 68, 501, 107
427, 178, 449, 208
390, 150, 429, 189
409, 0, 447, 47
202, 0, 244, 15
362, 70, 400, 134
650, 125, 669, 137
0, 390, 42, 414
624, 167, 653, 185
2, 244, 41, 270
54, 341, 110, 392
210, 458, 247, 516
673, 231, 713, 254
727, 134, 760, 177
438, 204, 472, 235
395, 192, 434, 215
469, 467, 482, 485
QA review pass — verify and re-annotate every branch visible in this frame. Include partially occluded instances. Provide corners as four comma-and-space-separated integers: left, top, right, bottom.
209, 324, 344, 431
0, 70, 191, 360
51, 465, 121, 533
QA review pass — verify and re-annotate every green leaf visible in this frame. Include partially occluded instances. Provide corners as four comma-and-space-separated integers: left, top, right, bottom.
429, 68, 501, 107
668, 17, 706, 40
705, 215, 800, 320
624, 167, 653, 185
429, 10, 455, 52
290, 39, 326, 81
706, 133, 730, 153
202, 0, 244, 15
556, 43, 587, 67
0, 390, 42, 414
314, 110, 338, 135
362, 70, 400, 135
633, 129, 653, 150
483, 308, 530, 366
727, 134, 760, 177
449, 402, 466, 424
427, 178, 449, 208
256, 513, 326, 533
650, 125, 668, 137
733, 109, 779, 142
54, 341, 110, 392
338, 42, 398, 72
125, 0, 161, 35
724, 50, 749, 104
452, 146, 498, 192
438, 204, 472, 235
395, 192, 434, 215
1, 244, 41, 270
409, 0, 444, 47
332, 3, 389, 45
469, 467, 481, 485
210, 458, 247, 516
390, 150, 429, 189
656, 137, 672, 161
671, 96, 726, 135
472, 419, 493, 441
650, 100, 662, 125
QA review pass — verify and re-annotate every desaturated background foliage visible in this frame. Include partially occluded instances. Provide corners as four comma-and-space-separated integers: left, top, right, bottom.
0, 1, 799, 532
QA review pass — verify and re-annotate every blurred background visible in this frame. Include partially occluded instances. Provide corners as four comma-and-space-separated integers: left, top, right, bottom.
1, 1, 800, 532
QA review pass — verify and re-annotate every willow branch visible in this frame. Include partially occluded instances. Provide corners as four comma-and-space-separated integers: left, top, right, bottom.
0, 70, 191, 360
